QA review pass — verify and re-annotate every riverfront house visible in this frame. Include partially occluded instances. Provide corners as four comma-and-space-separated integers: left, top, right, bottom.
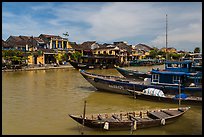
2, 33, 200, 69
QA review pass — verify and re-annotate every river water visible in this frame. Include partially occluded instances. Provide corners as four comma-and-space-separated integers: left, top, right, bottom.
2, 65, 202, 135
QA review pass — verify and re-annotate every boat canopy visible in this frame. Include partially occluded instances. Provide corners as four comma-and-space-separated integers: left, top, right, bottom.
151, 69, 197, 76
165, 60, 193, 64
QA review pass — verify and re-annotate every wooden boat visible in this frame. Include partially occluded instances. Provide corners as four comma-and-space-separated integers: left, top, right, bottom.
69, 106, 190, 131
115, 66, 151, 80
127, 89, 202, 106
80, 70, 202, 96
69, 60, 96, 69
69, 55, 119, 69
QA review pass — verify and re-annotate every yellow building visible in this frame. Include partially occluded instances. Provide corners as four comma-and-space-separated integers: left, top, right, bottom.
27, 55, 44, 65
160, 47, 177, 53
93, 46, 120, 56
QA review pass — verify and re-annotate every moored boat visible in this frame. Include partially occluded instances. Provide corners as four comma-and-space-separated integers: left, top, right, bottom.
127, 88, 202, 106
69, 60, 96, 69
115, 60, 202, 81
115, 66, 151, 80
69, 106, 190, 131
69, 55, 119, 69
130, 59, 164, 66
80, 70, 202, 96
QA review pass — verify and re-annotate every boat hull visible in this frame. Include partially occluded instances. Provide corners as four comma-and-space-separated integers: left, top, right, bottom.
69, 107, 190, 131
69, 61, 95, 69
127, 90, 202, 106
115, 66, 151, 80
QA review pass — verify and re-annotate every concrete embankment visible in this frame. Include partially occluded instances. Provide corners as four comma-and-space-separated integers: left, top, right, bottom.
2, 65, 73, 72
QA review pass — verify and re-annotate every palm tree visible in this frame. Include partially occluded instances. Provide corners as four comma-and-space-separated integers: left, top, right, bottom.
63, 32, 69, 37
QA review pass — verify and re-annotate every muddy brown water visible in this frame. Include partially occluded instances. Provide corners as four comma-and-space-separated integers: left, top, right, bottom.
2, 65, 202, 135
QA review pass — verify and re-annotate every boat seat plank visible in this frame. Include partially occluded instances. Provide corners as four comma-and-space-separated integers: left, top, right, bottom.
128, 114, 153, 122
106, 117, 118, 122
148, 111, 171, 119
112, 114, 121, 121
98, 115, 118, 122
97, 115, 104, 120
162, 110, 181, 116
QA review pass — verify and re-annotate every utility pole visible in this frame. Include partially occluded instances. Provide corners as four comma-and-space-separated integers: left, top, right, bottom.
166, 14, 168, 61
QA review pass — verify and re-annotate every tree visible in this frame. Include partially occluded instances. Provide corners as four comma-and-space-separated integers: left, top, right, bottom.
54, 53, 63, 64
194, 47, 200, 53
149, 50, 157, 59
70, 51, 82, 62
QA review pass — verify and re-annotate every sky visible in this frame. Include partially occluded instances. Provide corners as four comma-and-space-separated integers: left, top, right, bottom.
2, 2, 202, 52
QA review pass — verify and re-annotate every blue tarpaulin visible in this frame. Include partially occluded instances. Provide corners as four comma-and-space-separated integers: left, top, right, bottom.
174, 93, 188, 99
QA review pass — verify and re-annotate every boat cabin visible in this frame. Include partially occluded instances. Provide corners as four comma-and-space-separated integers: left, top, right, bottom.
151, 69, 201, 87
164, 60, 193, 73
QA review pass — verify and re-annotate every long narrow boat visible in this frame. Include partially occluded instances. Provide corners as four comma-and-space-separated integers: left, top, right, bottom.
127, 89, 202, 106
69, 106, 190, 131
69, 60, 96, 69
80, 70, 202, 96
116, 60, 202, 81
115, 66, 151, 80
69, 55, 119, 69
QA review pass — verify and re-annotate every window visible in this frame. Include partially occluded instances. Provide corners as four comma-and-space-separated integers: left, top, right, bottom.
167, 64, 172, 68
52, 41, 56, 49
63, 41, 67, 49
152, 74, 159, 83
109, 51, 112, 55
173, 76, 180, 84
58, 41, 62, 48
181, 64, 187, 68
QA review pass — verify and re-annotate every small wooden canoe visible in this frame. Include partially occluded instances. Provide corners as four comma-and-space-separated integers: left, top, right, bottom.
69, 106, 190, 131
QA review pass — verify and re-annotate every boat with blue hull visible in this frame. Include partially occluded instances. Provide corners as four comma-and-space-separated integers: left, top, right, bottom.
127, 89, 202, 106
80, 70, 202, 97
115, 60, 202, 82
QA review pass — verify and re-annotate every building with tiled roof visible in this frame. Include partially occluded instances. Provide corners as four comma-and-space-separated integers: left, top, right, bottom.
6, 36, 30, 51
134, 43, 153, 51
2, 39, 13, 50
39, 34, 69, 50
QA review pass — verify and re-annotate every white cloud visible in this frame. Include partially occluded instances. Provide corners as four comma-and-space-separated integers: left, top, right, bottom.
2, 2, 202, 51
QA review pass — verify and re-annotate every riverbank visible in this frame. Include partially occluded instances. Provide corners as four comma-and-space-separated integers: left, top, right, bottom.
2, 63, 73, 72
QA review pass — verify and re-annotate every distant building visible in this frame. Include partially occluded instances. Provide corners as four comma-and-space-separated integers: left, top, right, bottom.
2, 39, 13, 50
132, 43, 153, 59
160, 47, 177, 53
6, 35, 29, 51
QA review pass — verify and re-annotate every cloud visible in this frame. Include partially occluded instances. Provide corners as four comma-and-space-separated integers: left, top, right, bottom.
2, 2, 202, 51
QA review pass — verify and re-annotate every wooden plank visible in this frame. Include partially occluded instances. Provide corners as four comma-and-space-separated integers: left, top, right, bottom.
148, 111, 171, 119
112, 114, 121, 121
